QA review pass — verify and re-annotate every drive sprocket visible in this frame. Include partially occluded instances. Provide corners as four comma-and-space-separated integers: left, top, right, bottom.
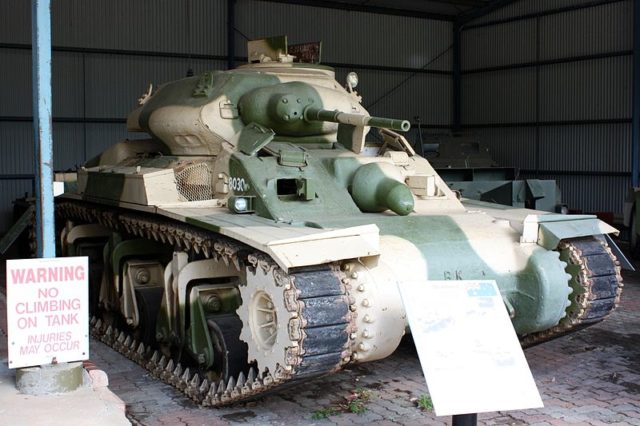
237, 257, 298, 377
58, 200, 356, 406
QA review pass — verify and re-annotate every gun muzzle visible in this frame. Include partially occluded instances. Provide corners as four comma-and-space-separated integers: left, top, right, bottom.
304, 108, 410, 132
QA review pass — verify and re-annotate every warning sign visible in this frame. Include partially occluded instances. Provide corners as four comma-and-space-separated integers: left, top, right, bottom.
6, 257, 89, 369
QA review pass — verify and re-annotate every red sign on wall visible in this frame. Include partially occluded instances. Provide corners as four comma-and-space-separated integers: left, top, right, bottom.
6, 257, 89, 369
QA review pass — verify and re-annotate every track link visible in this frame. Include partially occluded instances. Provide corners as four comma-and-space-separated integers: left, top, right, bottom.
58, 200, 354, 407
520, 236, 623, 347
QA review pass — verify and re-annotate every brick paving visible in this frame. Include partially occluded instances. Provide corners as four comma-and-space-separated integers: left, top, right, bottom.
88, 259, 640, 426
2, 242, 635, 425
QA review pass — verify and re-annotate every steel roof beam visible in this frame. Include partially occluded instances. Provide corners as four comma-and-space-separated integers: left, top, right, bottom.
457, 0, 519, 25
427, 0, 487, 7
463, 0, 625, 29
256, 0, 457, 21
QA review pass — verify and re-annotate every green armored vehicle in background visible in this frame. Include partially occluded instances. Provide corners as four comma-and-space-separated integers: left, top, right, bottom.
423, 133, 566, 213
56, 37, 623, 406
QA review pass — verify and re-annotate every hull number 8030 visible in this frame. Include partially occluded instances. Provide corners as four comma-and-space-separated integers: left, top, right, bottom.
230, 177, 248, 192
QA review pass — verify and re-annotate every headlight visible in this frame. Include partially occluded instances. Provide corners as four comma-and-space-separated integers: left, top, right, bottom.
228, 196, 255, 214
234, 197, 248, 211
346, 72, 359, 89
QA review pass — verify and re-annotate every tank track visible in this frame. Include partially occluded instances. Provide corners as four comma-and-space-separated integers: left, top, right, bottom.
57, 200, 355, 407
56, 201, 623, 399
520, 237, 623, 347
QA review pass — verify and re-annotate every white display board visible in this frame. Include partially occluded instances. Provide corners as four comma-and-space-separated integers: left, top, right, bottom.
399, 280, 543, 416
7, 257, 89, 368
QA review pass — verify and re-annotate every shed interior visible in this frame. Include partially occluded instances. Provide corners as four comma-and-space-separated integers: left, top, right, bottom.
0, 0, 634, 233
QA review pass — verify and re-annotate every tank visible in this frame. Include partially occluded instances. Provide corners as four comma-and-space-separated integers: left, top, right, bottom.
56, 37, 623, 406
423, 133, 566, 213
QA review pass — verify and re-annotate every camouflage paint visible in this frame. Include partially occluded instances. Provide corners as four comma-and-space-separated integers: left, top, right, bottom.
60, 52, 619, 349
238, 82, 328, 136
225, 133, 569, 334
138, 71, 282, 150
318, 214, 570, 334
83, 172, 126, 205
228, 151, 361, 221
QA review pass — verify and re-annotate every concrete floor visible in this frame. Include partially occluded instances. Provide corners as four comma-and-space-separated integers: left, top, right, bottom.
88, 257, 640, 426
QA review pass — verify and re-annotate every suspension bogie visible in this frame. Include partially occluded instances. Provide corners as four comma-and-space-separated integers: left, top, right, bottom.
59, 222, 111, 313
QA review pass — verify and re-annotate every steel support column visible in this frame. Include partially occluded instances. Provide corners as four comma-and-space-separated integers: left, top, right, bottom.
31, 0, 55, 258
633, 0, 640, 187
227, 0, 236, 70
453, 22, 462, 130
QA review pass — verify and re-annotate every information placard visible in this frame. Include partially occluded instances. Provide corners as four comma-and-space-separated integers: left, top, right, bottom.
399, 280, 543, 416
7, 257, 89, 368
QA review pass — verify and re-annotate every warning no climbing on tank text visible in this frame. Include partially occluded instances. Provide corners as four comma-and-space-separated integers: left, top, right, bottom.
6, 257, 90, 369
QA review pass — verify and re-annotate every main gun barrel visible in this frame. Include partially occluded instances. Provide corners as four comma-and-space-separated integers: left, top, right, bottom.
304, 107, 411, 132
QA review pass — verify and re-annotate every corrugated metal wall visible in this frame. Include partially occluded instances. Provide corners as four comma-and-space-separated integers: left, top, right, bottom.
0, 0, 453, 232
471, 0, 628, 26
461, 0, 632, 215
232, 0, 454, 132
235, 0, 453, 124
0, 0, 228, 232
235, 1, 453, 71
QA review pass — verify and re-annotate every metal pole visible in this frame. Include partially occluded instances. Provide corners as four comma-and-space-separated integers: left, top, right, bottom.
227, 0, 236, 70
633, 0, 640, 187
535, 16, 540, 179
31, 0, 55, 258
452, 413, 478, 426
453, 21, 462, 131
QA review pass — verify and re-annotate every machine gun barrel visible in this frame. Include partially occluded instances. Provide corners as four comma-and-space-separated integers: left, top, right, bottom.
304, 107, 411, 132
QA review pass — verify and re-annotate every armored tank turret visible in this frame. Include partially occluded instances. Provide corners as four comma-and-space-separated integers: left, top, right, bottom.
56, 37, 623, 406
